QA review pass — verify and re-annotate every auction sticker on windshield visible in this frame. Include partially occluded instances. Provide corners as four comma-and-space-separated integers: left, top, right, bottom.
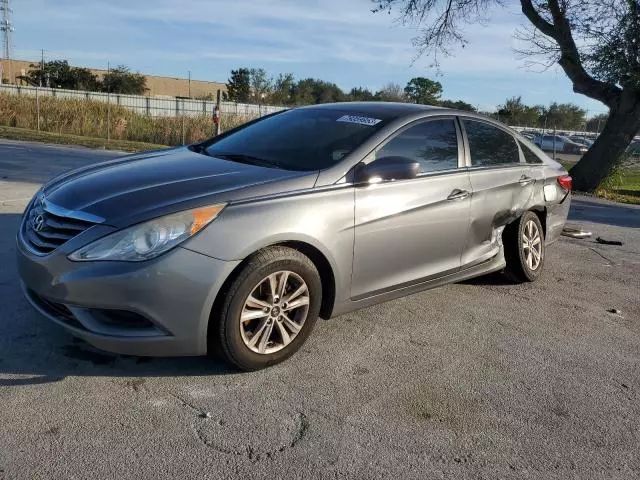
336, 115, 382, 126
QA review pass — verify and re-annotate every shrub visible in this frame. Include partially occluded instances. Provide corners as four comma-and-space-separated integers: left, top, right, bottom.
0, 93, 251, 146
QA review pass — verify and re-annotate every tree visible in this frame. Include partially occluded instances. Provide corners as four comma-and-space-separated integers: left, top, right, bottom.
249, 68, 272, 102
545, 102, 587, 130
404, 77, 443, 104
291, 78, 316, 105
24, 60, 99, 90
101, 66, 146, 95
586, 113, 608, 133
439, 99, 477, 111
497, 96, 541, 126
24, 60, 70, 87
270, 73, 295, 105
372, 0, 640, 192
71, 68, 101, 91
375, 82, 407, 102
348, 87, 376, 101
227, 68, 251, 103
497, 96, 526, 125
292, 78, 345, 105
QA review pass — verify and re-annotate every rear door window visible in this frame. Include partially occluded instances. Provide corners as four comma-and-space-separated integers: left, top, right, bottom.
463, 120, 520, 166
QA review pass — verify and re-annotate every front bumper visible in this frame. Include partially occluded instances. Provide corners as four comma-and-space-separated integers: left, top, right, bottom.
17, 235, 240, 356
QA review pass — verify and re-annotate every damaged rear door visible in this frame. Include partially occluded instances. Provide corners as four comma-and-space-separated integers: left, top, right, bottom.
459, 118, 535, 268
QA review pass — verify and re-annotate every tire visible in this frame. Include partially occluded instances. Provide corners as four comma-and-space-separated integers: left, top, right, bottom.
213, 246, 322, 371
503, 211, 545, 283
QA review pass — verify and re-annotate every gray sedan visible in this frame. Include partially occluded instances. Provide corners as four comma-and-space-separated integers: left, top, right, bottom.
16, 103, 571, 371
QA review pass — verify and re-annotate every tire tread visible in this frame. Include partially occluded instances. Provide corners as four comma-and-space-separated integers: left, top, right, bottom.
215, 246, 320, 371
503, 211, 545, 283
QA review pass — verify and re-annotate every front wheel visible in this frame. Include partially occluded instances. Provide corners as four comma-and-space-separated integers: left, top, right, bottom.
503, 211, 545, 283
213, 246, 322, 371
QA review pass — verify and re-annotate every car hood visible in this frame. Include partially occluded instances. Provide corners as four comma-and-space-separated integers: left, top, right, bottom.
43, 147, 316, 226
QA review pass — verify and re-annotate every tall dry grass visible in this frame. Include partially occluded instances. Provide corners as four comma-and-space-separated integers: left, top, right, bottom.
0, 93, 252, 146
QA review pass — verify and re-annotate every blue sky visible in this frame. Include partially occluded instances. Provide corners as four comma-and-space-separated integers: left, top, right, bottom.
12, 0, 607, 114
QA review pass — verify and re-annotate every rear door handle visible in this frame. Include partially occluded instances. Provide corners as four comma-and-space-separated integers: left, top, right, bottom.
447, 189, 470, 200
519, 175, 534, 186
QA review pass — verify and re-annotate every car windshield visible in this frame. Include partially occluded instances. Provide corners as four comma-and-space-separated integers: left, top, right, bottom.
203, 108, 390, 171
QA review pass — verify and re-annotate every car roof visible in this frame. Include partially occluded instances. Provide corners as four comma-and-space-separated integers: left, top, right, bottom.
295, 101, 519, 128
296, 101, 445, 119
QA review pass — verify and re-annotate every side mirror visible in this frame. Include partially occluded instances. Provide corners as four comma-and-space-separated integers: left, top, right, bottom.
354, 156, 420, 184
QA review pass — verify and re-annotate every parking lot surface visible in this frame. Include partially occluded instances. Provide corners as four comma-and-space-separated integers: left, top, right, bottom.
0, 140, 639, 479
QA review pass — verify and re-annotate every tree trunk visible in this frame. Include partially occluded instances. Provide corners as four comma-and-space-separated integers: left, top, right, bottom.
570, 94, 640, 192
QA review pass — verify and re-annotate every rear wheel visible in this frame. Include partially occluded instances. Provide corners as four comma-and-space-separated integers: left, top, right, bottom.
213, 246, 322, 371
503, 211, 545, 283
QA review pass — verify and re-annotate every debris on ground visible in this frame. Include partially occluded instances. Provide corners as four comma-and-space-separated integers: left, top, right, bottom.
607, 308, 622, 315
596, 237, 624, 246
562, 226, 593, 239
199, 412, 212, 419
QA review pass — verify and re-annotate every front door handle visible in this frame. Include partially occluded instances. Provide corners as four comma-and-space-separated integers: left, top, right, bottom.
447, 189, 470, 200
519, 175, 535, 186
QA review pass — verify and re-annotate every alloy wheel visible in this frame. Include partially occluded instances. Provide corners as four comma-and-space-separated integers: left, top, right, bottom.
239, 271, 310, 354
522, 220, 542, 270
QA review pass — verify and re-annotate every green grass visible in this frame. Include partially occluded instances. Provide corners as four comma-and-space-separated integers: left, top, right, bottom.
559, 160, 640, 205
614, 169, 640, 191
0, 125, 167, 152
558, 160, 574, 172
593, 191, 640, 205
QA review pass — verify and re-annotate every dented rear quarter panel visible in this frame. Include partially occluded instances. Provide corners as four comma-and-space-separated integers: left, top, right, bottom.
541, 161, 572, 244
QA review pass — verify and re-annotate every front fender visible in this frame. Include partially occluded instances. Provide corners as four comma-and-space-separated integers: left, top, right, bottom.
182, 186, 355, 304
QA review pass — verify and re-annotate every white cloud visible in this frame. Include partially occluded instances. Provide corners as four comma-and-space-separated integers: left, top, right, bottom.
11, 0, 608, 113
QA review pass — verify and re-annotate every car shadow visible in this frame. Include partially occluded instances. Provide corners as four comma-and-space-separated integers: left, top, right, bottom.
569, 197, 640, 228
458, 271, 512, 286
0, 213, 236, 387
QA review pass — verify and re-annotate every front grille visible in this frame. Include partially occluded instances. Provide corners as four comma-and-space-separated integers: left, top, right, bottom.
23, 200, 94, 255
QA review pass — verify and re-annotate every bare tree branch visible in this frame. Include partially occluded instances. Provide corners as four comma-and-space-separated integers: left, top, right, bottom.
371, 0, 640, 192
520, 0, 556, 36
518, 0, 622, 107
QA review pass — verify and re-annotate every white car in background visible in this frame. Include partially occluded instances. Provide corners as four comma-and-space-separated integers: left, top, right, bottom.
568, 136, 594, 148
533, 134, 588, 154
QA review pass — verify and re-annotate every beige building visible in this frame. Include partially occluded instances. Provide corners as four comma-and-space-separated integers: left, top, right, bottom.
0, 59, 227, 98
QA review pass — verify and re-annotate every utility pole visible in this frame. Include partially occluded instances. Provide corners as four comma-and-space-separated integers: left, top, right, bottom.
36, 49, 43, 131
188, 70, 191, 98
107, 61, 111, 144
1, 0, 14, 83
214, 89, 221, 136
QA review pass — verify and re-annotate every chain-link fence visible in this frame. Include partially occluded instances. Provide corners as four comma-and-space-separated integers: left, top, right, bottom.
0, 84, 286, 147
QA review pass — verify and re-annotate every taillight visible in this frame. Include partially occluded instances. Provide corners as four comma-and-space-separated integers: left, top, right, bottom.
557, 175, 572, 191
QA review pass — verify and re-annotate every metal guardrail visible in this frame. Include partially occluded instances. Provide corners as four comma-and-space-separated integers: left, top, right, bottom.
509, 125, 599, 138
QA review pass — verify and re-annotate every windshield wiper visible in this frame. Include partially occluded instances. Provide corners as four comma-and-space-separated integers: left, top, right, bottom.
189, 143, 206, 154
211, 153, 281, 169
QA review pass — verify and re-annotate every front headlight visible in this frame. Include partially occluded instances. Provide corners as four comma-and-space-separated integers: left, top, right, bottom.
68, 204, 226, 262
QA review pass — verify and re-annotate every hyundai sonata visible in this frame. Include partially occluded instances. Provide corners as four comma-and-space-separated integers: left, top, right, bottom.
17, 103, 571, 370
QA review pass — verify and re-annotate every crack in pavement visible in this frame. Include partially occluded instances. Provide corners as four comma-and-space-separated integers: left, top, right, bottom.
192, 411, 310, 463
168, 390, 310, 462
589, 247, 615, 265
168, 392, 207, 416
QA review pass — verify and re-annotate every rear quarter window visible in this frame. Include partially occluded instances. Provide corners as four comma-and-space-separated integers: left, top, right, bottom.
519, 141, 544, 164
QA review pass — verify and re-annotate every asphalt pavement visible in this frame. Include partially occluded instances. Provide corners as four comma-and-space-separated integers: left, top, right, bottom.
0, 140, 639, 480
